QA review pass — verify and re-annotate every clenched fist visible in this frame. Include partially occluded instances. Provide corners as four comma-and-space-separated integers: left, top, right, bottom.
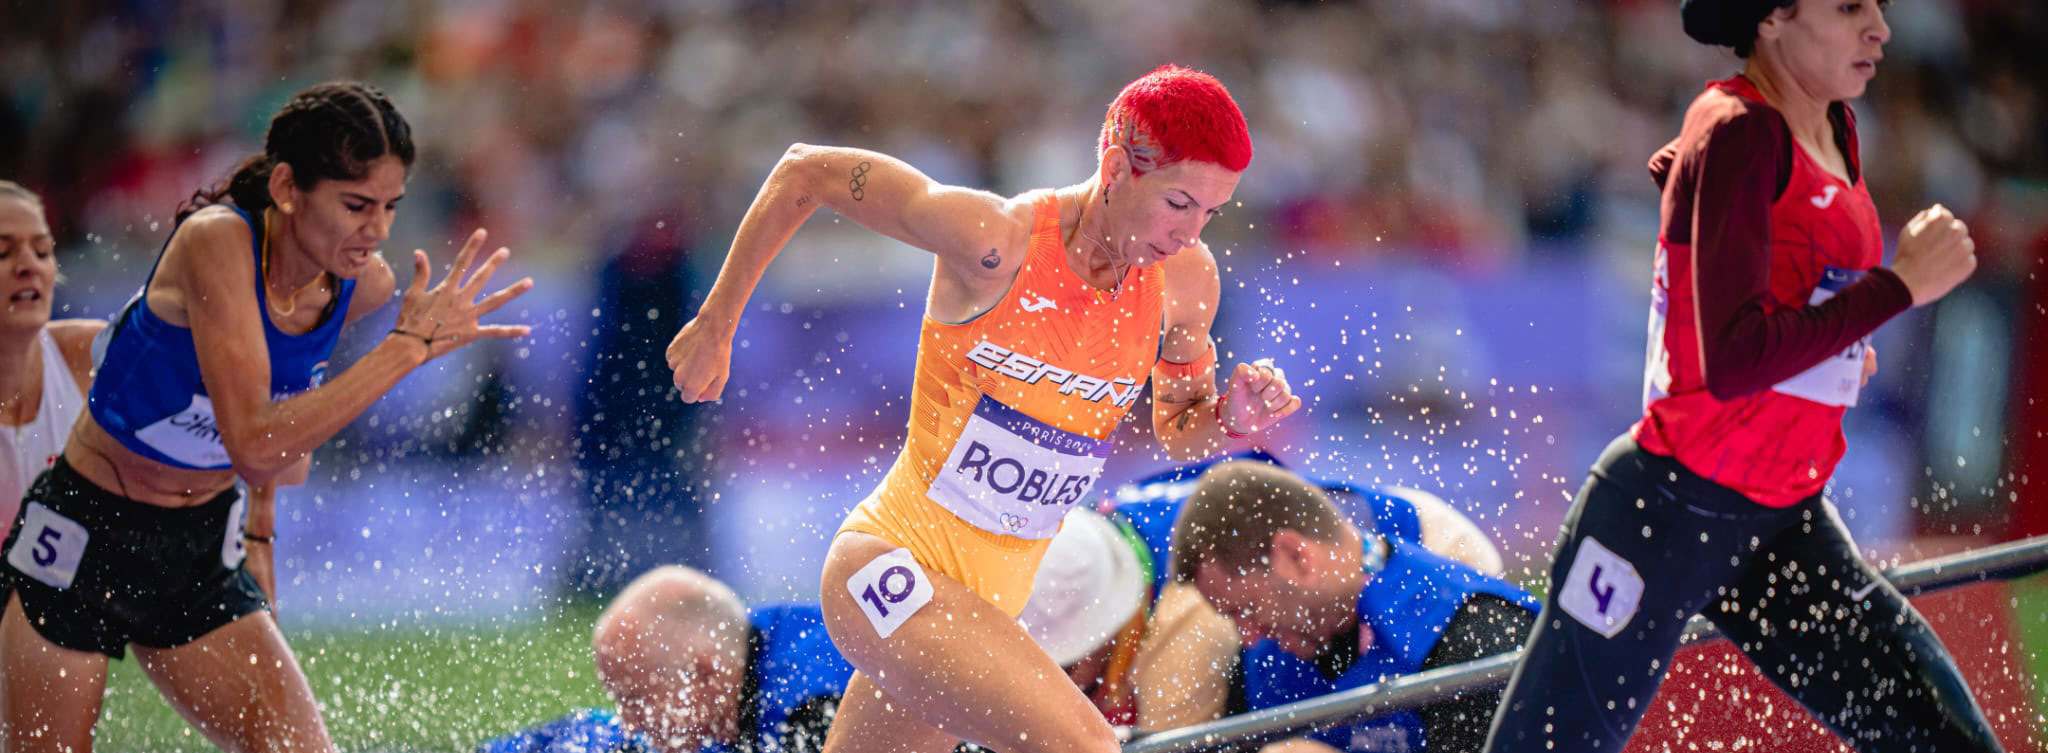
1219, 359, 1302, 435
1891, 204, 1976, 307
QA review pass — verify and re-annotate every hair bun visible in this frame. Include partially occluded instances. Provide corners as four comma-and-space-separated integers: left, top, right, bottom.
1680, 0, 1775, 48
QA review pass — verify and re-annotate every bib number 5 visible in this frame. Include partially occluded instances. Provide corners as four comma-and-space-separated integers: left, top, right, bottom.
6, 502, 90, 590
845, 548, 935, 639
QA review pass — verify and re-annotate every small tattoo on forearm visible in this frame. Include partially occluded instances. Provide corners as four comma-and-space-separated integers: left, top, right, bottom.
1174, 409, 1195, 432
796, 196, 810, 208
981, 249, 1000, 269
849, 161, 871, 201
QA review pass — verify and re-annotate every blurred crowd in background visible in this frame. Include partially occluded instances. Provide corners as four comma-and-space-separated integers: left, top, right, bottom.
4, 0, 2044, 613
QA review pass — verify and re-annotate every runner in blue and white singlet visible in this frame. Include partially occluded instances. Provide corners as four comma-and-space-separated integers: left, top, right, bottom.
0, 81, 533, 752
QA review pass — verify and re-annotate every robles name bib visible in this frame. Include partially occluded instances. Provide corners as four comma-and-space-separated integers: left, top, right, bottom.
927, 395, 1112, 540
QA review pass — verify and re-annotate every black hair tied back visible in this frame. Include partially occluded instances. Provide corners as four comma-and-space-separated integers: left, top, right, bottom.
181, 81, 415, 219
1680, 0, 1797, 57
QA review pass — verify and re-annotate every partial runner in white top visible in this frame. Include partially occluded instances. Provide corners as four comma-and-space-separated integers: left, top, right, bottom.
1, 179, 103, 527
1, 328, 91, 521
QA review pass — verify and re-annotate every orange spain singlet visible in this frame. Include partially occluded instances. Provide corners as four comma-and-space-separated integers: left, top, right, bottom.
837, 192, 1166, 616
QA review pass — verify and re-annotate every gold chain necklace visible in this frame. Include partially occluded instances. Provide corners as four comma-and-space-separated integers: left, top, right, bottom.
261, 207, 326, 320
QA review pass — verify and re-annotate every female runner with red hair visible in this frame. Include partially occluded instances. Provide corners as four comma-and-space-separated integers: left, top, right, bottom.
667, 64, 1300, 753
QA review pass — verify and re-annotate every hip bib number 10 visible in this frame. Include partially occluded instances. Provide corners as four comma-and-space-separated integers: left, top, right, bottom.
846, 548, 935, 639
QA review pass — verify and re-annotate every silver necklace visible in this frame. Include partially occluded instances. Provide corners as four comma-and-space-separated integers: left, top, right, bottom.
1072, 195, 1131, 301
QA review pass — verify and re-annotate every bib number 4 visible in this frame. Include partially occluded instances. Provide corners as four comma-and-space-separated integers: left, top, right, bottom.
1557, 536, 1644, 638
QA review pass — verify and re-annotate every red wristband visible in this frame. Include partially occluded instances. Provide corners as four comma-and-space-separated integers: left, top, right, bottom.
1215, 394, 1251, 439
1155, 343, 1218, 381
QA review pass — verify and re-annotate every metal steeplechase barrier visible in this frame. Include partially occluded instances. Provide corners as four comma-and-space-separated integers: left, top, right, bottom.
1122, 535, 2048, 753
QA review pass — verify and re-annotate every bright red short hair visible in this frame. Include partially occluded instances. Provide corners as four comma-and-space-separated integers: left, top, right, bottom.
1098, 64, 1252, 176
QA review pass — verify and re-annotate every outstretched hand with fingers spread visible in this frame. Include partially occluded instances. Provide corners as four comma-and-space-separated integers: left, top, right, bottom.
1219, 359, 1303, 437
394, 228, 534, 361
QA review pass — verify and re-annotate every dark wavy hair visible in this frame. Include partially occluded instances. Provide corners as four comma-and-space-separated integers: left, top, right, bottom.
181, 81, 414, 219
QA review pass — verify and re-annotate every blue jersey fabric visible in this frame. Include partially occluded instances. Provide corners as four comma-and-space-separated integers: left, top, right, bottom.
479, 604, 853, 753
477, 709, 645, 753
746, 604, 856, 750
1106, 451, 1425, 598
89, 205, 353, 470
1240, 538, 1537, 753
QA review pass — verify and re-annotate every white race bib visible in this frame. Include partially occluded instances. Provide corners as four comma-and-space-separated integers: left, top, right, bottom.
1642, 244, 1674, 408
1770, 267, 1869, 408
927, 395, 1112, 540
1557, 536, 1644, 639
845, 548, 935, 639
133, 394, 231, 468
221, 495, 247, 569
6, 502, 90, 590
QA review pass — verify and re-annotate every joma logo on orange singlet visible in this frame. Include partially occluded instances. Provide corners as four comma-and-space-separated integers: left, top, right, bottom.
965, 341, 1142, 408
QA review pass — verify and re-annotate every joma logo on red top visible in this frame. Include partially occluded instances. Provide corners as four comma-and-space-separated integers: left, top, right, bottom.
965, 341, 1142, 408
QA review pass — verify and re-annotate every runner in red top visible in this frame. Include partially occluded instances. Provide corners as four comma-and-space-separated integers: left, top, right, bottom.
1635, 72, 1907, 506
1483, 1, 2002, 751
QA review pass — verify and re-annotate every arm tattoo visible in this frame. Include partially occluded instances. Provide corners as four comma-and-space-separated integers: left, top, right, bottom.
795, 196, 810, 208
848, 161, 872, 201
1157, 390, 1203, 433
981, 249, 1000, 269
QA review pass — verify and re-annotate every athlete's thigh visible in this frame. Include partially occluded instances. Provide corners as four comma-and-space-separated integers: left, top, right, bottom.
1717, 500, 2004, 751
819, 531, 1117, 753
1717, 499, 1893, 656
132, 610, 335, 753
823, 671, 969, 753
2, 591, 108, 753
1720, 498, 1915, 672
1485, 467, 1744, 752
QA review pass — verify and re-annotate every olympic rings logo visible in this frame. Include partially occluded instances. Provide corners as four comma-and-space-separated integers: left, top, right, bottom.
849, 161, 871, 201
